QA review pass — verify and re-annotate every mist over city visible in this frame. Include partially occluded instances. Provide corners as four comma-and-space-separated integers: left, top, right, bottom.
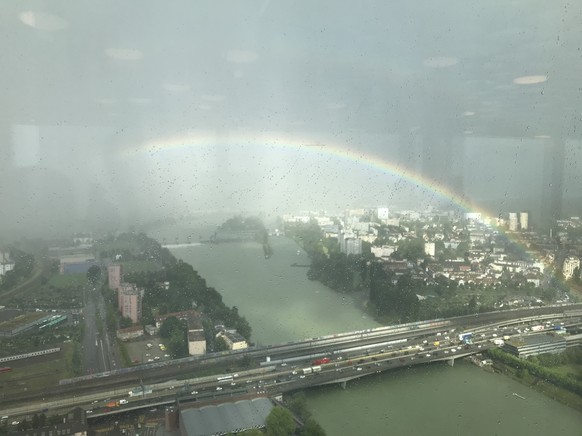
1, 0, 581, 240
1, 2, 582, 435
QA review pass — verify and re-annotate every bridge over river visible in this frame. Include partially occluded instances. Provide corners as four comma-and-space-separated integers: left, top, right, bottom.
2, 304, 582, 419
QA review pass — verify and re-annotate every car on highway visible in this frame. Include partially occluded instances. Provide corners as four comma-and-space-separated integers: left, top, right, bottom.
216, 386, 222, 391
119, 399, 128, 405
191, 390, 198, 395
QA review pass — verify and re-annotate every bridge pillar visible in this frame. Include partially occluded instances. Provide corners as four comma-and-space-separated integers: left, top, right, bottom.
447, 357, 455, 367
341, 380, 347, 390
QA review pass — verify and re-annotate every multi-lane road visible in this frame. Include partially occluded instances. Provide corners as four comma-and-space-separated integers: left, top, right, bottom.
2, 304, 581, 420
81, 285, 119, 374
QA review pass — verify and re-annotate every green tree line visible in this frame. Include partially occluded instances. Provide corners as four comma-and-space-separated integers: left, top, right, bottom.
486, 348, 582, 396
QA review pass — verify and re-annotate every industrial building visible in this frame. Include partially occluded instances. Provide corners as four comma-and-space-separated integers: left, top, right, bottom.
178, 398, 274, 436
502, 333, 566, 358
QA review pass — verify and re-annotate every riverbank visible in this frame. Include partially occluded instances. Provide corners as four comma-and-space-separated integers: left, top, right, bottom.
164, 230, 582, 435
488, 357, 582, 412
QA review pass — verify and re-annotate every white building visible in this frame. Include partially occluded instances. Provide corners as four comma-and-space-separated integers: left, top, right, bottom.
424, 242, 436, 257
339, 232, 362, 255
371, 245, 397, 258
563, 256, 580, 280
188, 329, 207, 355
217, 330, 248, 351
509, 213, 518, 231
465, 212, 482, 221
377, 207, 389, 220
0, 262, 14, 277
520, 212, 529, 231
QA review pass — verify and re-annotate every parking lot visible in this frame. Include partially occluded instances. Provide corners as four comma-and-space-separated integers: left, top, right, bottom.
125, 337, 172, 364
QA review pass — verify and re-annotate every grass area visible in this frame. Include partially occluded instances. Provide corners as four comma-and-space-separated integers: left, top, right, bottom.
547, 363, 582, 378
48, 273, 87, 288
121, 260, 161, 274
0, 343, 74, 397
491, 360, 582, 412
566, 280, 582, 299
4, 272, 85, 309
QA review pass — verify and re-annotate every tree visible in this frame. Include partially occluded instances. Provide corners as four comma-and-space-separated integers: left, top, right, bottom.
301, 419, 327, 436
393, 239, 425, 262
159, 317, 188, 357
120, 316, 133, 328
266, 407, 295, 436
159, 316, 184, 338
287, 392, 311, 422
215, 336, 229, 352
87, 265, 101, 284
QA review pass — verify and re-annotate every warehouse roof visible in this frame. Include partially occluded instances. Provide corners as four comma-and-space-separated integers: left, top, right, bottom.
180, 397, 273, 436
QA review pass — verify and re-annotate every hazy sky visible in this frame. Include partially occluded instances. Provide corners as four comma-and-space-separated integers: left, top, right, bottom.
0, 1, 581, 238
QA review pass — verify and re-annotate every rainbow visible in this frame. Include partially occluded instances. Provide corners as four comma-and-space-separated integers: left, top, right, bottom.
123, 130, 544, 263
123, 130, 481, 211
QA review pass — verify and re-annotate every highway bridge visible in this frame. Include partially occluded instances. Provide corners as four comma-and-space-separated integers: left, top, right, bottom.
2, 303, 582, 421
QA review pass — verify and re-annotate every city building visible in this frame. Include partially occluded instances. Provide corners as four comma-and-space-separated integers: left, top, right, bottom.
154, 310, 201, 329
371, 245, 397, 258
508, 212, 518, 231
464, 212, 482, 221
339, 232, 362, 255
118, 284, 144, 324
60, 260, 99, 274
107, 264, 122, 291
216, 330, 248, 350
503, 334, 566, 358
117, 325, 144, 341
377, 207, 389, 220
562, 256, 580, 280
11, 407, 88, 436
0, 260, 14, 277
424, 242, 436, 257
187, 317, 206, 356
188, 329, 206, 356
520, 212, 529, 231
178, 398, 274, 436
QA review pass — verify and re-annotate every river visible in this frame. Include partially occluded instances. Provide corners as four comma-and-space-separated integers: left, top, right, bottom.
163, 233, 582, 435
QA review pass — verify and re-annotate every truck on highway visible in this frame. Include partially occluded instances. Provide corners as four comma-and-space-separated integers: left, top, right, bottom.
312, 357, 330, 365
128, 387, 153, 397
458, 332, 473, 344
106, 401, 119, 408
302, 368, 313, 375
531, 325, 544, 332
312, 366, 322, 373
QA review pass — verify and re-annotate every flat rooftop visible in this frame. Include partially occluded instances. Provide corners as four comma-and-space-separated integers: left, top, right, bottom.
180, 397, 273, 436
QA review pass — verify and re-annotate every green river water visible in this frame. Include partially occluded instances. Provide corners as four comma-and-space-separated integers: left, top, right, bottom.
161, 233, 582, 435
